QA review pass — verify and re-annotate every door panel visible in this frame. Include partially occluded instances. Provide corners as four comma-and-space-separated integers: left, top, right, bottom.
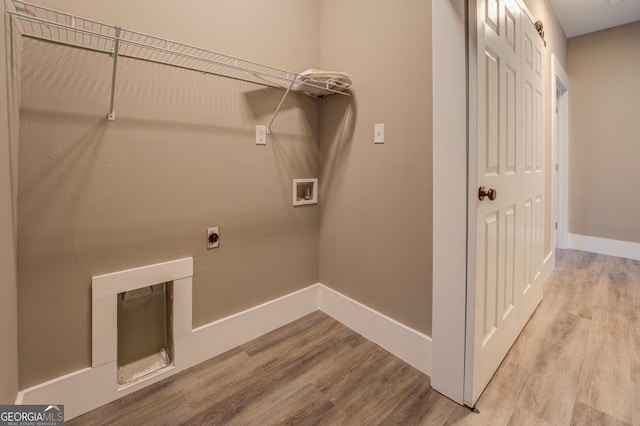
504, 205, 516, 318
486, 50, 500, 175
524, 198, 533, 295
524, 83, 533, 172
505, 66, 517, 174
486, 0, 499, 32
518, 11, 544, 329
535, 91, 543, 172
482, 211, 499, 344
468, 0, 545, 405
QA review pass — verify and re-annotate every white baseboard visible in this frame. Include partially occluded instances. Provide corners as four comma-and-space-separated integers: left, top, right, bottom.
185, 285, 320, 368
318, 285, 432, 376
16, 283, 432, 419
17, 284, 319, 419
568, 233, 640, 261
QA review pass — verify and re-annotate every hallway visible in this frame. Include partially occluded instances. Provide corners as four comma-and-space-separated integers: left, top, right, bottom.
453, 249, 640, 425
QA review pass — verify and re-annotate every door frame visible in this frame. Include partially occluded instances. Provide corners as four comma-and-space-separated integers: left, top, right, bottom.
431, 0, 542, 406
431, 0, 468, 404
551, 55, 569, 249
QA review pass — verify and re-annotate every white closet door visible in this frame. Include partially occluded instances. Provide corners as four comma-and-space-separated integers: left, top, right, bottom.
468, 0, 544, 405
518, 6, 545, 330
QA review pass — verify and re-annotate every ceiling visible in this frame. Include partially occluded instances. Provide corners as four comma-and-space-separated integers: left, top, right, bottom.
548, 0, 640, 38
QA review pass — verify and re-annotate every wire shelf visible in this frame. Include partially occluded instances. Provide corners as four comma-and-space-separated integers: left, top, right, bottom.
8, 1, 350, 127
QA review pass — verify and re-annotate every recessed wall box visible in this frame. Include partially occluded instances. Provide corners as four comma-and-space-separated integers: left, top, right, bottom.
117, 281, 173, 386
293, 178, 318, 206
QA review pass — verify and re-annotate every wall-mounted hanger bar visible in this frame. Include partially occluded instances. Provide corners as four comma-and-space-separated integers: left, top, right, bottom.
8, 1, 351, 129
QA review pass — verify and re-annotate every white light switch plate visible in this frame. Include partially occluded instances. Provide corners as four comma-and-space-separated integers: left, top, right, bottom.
374, 123, 385, 144
256, 125, 267, 145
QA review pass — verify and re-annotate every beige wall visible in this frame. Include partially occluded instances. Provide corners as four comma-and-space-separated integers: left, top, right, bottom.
18, 0, 321, 388
568, 22, 640, 243
318, 0, 433, 334
0, 1, 20, 403
522, 0, 567, 256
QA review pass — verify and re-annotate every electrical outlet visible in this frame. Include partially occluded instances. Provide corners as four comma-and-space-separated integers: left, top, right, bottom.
207, 226, 219, 249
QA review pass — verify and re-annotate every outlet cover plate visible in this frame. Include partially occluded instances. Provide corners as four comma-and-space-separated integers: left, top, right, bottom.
207, 226, 219, 249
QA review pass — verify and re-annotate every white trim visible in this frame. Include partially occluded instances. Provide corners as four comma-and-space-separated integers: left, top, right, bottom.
318, 285, 432, 376
17, 283, 431, 420
568, 234, 640, 261
184, 284, 320, 368
20, 282, 317, 420
551, 55, 569, 250
431, 0, 468, 405
91, 258, 193, 300
464, 0, 480, 408
91, 258, 193, 369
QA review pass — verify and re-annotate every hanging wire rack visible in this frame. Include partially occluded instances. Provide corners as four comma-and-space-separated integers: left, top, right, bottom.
7, 0, 350, 129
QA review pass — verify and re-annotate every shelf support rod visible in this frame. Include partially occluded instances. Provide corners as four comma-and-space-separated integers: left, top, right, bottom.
266, 77, 296, 134
108, 26, 121, 121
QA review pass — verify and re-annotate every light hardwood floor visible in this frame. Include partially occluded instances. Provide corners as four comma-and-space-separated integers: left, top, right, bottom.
69, 249, 640, 425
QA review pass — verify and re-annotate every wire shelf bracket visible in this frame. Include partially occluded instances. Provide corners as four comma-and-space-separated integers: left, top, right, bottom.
7, 1, 351, 129
267, 79, 295, 134
108, 26, 121, 121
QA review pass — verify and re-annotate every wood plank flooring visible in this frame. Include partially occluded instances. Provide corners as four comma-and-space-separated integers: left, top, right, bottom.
455, 249, 640, 426
69, 249, 640, 425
